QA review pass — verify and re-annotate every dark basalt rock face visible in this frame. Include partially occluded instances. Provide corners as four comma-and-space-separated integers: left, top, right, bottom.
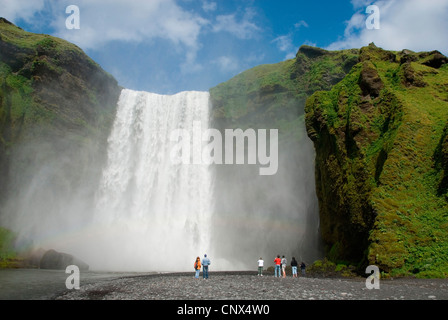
40, 249, 89, 271
358, 61, 384, 98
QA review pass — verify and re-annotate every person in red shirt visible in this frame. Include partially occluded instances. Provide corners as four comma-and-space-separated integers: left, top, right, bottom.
274, 255, 281, 278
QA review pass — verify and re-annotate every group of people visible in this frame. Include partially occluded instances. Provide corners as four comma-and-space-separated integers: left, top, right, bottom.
257, 256, 306, 278
194, 254, 211, 279
193, 254, 306, 279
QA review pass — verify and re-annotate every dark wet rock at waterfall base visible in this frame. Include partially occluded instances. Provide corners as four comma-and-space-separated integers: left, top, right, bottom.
39, 249, 89, 271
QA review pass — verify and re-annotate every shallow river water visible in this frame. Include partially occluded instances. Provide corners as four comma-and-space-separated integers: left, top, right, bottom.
0, 268, 153, 300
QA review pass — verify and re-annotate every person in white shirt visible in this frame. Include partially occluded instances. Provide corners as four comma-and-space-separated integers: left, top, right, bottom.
281, 256, 287, 278
257, 257, 264, 276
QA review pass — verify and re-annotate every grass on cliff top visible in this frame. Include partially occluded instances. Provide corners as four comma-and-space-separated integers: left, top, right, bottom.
215, 59, 299, 95
209, 47, 359, 145
210, 59, 300, 120
296, 50, 358, 95
210, 59, 307, 143
0, 18, 98, 68
210, 47, 359, 121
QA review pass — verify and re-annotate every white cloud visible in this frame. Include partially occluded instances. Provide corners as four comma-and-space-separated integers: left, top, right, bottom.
213, 56, 240, 72
0, 0, 267, 75
273, 35, 292, 52
0, 0, 45, 23
52, 0, 207, 50
351, 0, 374, 9
202, 1, 217, 12
303, 40, 317, 47
294, 20, 309, 29
327, 0, 448, 55
81, 1, 209, 76
212, 7, 261, 39
1, 0, 209, 73
272, 20, 308, 60
272, 34, 298, 60
245, 52, 266, 64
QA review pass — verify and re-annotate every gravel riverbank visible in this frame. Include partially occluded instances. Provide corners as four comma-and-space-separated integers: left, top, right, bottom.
56, 271, 448, 300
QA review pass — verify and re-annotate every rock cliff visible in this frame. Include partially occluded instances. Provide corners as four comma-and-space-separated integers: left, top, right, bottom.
208, 45, 360, 265
305, 43, 448, 277
0, 18, 121, 214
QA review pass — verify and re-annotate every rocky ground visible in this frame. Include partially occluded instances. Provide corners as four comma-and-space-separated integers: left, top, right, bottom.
55, 271, 448, 300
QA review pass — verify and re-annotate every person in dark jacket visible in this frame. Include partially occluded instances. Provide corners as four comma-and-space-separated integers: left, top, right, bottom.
300, 261, 306, 276
291, 257, 298, 278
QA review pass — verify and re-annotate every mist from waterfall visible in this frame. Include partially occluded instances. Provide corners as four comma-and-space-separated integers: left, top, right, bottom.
1, 88, 322, 272
88, 89, 214, 271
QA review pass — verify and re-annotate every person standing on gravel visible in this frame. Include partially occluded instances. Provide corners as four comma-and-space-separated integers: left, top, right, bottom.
291, 257, 298, 278
274, 255, 281, 277
202, 254, 211, 279
194, 257, 201, 279
257, 257, 264, 276
281, 256, 287, 278
300, 261, 306, 276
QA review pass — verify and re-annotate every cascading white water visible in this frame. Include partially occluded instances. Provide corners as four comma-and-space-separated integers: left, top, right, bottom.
2, 86, 322, 273
90, 89, 213, 271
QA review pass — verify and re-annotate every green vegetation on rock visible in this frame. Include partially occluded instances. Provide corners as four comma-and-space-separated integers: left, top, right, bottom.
306, 43, 448, 277
208, 45, 361, 268
0, 227, 19, 268
0, 18, 121, 255
210, 45, 359, 141
211, 42, 448, 278
308, 258, 358, 278
0, 17, 120, 140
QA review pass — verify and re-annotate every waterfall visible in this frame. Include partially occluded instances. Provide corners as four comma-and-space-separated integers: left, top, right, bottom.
2, 86, 322, 272
91, 89, 213, 271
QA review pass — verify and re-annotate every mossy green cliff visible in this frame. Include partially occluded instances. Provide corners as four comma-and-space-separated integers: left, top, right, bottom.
305, 43, 448, 277
210, 42, 448, 277
0, 17, 121, 197
210, 45, 359, 138
208, 46, 360, 263
0, 18, 121, 265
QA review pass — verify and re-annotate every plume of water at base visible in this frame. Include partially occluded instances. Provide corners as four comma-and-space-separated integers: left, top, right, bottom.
0, 88, 322, 272
87, 89, 213, 271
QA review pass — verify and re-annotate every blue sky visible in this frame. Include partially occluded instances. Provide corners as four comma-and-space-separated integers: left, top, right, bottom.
1, 0, 447, 94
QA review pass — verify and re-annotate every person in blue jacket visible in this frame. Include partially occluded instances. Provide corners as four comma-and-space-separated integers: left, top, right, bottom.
202, 254, 211, 279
